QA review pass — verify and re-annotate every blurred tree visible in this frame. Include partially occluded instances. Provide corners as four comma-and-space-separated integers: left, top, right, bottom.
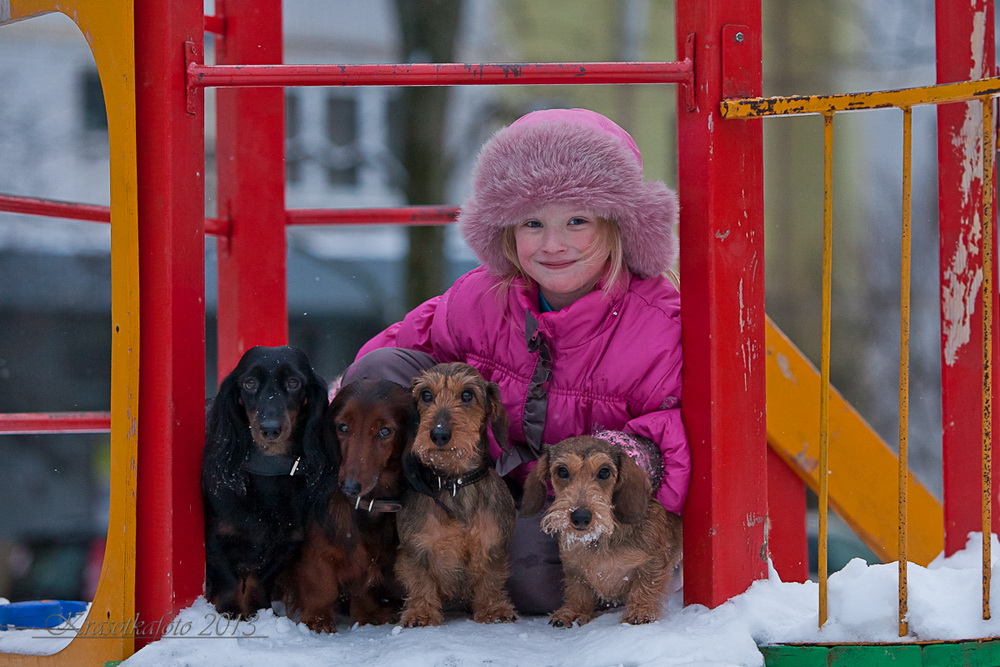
394, 0, 463, 309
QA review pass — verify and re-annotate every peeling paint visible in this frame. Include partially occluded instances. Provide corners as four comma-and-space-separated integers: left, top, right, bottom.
970, 8, 987, 82
716, 229, 730, 240
775, 351, 797, 383
745, 513, 765, 528
942, 90, 985, 365
795, 446, 818, 473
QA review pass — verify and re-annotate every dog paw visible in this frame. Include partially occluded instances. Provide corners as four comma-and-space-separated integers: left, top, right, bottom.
353, 607, 397, 627
399, 606, 443, 628
302, 614, 338, 634
473, 603, 518, 624
548, 607, 590, 628
621, 607, 659, 625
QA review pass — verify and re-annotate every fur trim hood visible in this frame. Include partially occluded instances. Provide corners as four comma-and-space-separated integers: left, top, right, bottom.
458, 108, 679, 279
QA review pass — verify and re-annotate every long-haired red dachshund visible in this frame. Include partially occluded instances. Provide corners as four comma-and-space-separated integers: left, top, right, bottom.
201, 345, 327, 619
282, 378, 415, 633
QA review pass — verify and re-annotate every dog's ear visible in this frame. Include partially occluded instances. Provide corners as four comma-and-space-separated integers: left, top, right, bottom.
519, 449, 550, 518
485, 381, 510, 452
303, 368, 329, 425
204, 371, 252, 496
612, 452, 652, 525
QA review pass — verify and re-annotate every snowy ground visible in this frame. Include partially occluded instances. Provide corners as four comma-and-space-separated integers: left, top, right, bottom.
2, 534, 999, 666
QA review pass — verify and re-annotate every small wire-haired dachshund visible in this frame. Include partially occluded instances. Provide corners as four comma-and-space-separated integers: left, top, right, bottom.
395, 362, 518, 627
202, 345, 328, 619
282, 378, 415, 633
521, 435, 683, 626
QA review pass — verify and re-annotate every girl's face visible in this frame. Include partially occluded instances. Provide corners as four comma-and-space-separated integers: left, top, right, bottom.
513, 202, 610, 311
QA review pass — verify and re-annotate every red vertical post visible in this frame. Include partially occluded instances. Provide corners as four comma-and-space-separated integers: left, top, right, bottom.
214, 0, 288, 379
676, 1, 767, 607
767, 449, 809, 582
134, 0, 207, 646
936, 0, 998, 556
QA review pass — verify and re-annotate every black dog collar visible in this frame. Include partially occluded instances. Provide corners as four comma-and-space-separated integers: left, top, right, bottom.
244, 451, 303, 477
433, 464, 491, 497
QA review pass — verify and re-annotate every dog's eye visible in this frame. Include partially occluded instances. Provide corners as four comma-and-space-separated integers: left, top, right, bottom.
378, 427, 393, 438
597, 467, 612, 480
242, 378, 258, 392
420, 389, 433, 403
460, 390, 474, 404
337, 423, 348, 434
555, 466, 570, 479
286, 377, 301, 390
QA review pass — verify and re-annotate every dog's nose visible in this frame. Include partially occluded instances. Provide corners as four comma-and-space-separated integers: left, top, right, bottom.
570, 509, 592, 530
430, 425, 451, 447
341, 479, 361, 497
259, 419, 282, 440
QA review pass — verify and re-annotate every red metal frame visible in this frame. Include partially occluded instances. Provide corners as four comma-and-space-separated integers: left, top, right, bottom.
936, 0, 1000, 556
0, 412, 110, 434
213, 0, 288, 378
676, 2, 768, 607
133, 0, 207, 648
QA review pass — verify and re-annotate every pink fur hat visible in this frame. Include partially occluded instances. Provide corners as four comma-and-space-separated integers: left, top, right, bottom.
458, 108, 679, 279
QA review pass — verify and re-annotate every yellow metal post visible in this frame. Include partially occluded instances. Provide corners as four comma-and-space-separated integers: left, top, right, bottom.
818, 112, 834, 628
982, 97, 994, 622
1, 1, 139, 665
898, 106, 912, 638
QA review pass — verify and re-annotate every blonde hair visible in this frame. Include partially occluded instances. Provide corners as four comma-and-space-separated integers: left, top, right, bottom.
497, 217, 626, 298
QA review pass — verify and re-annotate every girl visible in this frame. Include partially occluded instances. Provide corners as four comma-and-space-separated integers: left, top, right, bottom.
344, 107, 688, 614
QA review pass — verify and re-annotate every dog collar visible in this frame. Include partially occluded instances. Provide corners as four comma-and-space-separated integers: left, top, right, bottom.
434, 464, 490, 497
244, 452, 303, 477
343, 493, 403, 513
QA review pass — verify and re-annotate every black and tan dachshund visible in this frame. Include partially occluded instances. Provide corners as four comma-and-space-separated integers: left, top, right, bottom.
202, 345, 327, 619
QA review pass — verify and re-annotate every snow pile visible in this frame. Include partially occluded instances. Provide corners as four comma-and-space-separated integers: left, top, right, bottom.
2, 533, 998, 666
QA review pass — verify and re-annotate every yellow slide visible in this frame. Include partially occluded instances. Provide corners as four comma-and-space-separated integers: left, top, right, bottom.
765, 318, 943, 565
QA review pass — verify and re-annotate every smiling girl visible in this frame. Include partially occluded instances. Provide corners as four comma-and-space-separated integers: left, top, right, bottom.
342, 108, 688, 615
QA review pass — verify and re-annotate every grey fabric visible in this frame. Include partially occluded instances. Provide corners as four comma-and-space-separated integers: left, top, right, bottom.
342, 347, 439, 388
508, 500, 563, 616
497, 311, 551, 476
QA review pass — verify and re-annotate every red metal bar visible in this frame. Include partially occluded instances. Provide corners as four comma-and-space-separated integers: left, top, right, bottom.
135, 0, 207, 646
0, 193, 111, 223
204, 14, 224, 34
676, 2, 767, 607
936, 0, 999, 556
767, 448, 809, 583
213, 0, 287, 379
286, 206, 458, 226
0, 412, 111, 434
187, 60, 693, 89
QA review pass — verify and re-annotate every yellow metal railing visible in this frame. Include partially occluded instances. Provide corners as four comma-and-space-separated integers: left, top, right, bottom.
723, 77, 998, 636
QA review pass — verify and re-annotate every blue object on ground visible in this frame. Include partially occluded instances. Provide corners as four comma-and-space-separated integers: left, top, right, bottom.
0, 600, 87, 630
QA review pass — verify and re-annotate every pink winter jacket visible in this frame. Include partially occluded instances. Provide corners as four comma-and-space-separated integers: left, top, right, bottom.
356, 266, 690, 514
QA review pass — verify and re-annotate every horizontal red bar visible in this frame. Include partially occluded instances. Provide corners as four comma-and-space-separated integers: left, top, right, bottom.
0, 193, 111, 223
187, 60, 693, 89
204, 15, 225, 34
286, 206, 458, 226
0, 412, 111, 434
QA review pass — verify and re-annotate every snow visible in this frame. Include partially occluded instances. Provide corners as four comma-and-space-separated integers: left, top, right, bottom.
3, 533, 1000, 666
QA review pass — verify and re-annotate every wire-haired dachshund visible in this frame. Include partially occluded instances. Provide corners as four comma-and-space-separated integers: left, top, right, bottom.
395, 362, 518, 627
201, 345, 327, 619
282, 378, 415, 633
521, 435, 683, 626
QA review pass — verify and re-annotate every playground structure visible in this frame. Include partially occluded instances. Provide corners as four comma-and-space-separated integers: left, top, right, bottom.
0, 0, 998, 664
